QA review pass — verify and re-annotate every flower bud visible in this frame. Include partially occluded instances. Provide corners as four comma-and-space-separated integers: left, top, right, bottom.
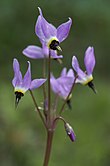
64, 123, 76, 142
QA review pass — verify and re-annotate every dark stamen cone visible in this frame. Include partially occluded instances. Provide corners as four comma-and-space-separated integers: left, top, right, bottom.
88, 81, 97, 94
49, 40, 60, 50
67, 99, 72, 110
15, 92, 24, 108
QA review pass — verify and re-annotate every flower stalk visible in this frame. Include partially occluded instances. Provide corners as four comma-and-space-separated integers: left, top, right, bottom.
43, 130, 54, 166
47, 51, 51, 126
42, 58, 47, 101
29, 90, 47, 128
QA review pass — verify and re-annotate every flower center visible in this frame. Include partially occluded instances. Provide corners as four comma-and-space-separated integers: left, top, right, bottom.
49, 40, 60, 50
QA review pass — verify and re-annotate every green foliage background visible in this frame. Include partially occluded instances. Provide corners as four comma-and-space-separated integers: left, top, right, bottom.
0, 0, 110, 165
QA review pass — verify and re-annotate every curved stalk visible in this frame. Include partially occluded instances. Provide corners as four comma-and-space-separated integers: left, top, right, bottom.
29, 90, 47, 128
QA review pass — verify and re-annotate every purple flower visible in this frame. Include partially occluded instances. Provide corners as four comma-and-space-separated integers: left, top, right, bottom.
12, 58, 46, 105
64, 123, 76, 142
35, 7, 72, 51
50, 68, 74, 100
72, 46, 96, 93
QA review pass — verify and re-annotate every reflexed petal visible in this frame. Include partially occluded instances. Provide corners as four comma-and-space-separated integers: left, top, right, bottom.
67, 68, 74, 78
22, 61, 31, 90
30, 79, 47, 90
72, 56, 87, 83
42, 44, 49, 57
57, 77, 74, 98
60, 68, 67, 76
35, 15, 46, 43
84, 46, 95, 75
72, 56, 80, 73
12, 58, 22, 87
58, 77, 73, 90
23, 45, 44, 59
57, 18, 72, 43
51, 69, 74, 99
35, 8, 57, 42
40, 17, 57, 39
50, 74, 60, 94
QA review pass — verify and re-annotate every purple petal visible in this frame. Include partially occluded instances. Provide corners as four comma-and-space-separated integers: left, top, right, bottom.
51, 70, 74, 99
41, 18, 57, 39
58, 77, 74, 91
84, 46, 96, 75
60, 68, 74, 78
22, 61, 31, 90
50, 74, 60, 94
12, 58, 22, 87
60, 68, 67, 76
42, 44, 49, 57
56, 77, 73, 99
30, 79, 47, 90
72, 56, 80, 73
35, 15, 46, 43
67, 68, 74, 78
23, 45, 44, 59
57, 18, 72, 43
72, 56, 86, 83
35, 8, 57, 42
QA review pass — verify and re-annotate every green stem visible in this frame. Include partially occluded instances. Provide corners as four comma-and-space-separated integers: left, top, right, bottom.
43, 130, 54, 166
43, 58, 47, 101
47, 51, 51, 124
29, 90, 47, 128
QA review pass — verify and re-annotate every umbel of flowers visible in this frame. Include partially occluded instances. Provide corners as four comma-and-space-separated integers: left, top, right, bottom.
12, 7, 96, 166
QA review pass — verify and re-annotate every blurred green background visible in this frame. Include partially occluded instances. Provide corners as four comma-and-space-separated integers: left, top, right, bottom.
0, 0, 110, 165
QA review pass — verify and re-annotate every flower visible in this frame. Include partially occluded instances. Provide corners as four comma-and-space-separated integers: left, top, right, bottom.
50, 68, 75, 100
22, 7, 67, 60
12, 58, 46, 106
35, 7, 72, 51
72, 46, 96, 93
23, 7, 72, 60
64, 123, 76, 142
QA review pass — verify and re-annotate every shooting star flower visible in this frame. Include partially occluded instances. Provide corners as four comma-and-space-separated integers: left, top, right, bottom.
34, 7, 72, 56
50, 68, 74, 108
12, 58, 46, 107
72, 46, 96, 93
